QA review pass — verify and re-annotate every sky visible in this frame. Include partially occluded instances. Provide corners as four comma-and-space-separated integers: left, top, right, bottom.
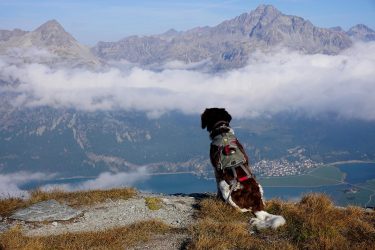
0, 0, 374, 45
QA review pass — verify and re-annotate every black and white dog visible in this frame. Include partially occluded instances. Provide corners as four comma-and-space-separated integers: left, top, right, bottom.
201, 108, 285, 229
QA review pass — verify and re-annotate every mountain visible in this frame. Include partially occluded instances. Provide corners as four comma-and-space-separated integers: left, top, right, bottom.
1, 5, 374, 71
0, 20, 101, 68
1, 5, 375, 179
347, 24, 375, 42
0, 28, 28, 42
92, 5, 355, 71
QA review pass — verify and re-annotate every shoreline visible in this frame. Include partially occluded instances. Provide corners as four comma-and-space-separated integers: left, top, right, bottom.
327, 160, 375, 166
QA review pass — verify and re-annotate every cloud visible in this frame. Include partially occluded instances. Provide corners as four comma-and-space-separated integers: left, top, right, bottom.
0, 172, 55, 198
1, 42, 375, 120
41, 167, 150, 192
0, 168, 150, 198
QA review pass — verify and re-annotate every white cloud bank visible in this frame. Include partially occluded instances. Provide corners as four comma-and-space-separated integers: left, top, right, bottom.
0, 172, 55, 198
0, 168, 150, 198
42, 167, 150, 192
1, 42, 375, 119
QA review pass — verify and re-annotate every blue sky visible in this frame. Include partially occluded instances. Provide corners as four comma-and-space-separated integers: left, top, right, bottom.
0, 0, 374, 45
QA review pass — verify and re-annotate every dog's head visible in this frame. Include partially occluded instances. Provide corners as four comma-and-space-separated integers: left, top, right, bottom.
201, 108, 232, 132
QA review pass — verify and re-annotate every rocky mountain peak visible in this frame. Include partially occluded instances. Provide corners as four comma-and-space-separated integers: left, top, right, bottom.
163, 28, 179, 35
347, 24, 375, 42
253, 4, 281, 16
35, 19, 64, 32
0, 19, 101, 68
349, 24, 373, 32
249, 4, 281, 23
33, 19, 76, 46
92, 4, 357, 70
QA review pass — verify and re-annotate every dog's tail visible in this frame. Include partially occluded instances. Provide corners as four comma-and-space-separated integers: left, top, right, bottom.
250, 211, 286, 230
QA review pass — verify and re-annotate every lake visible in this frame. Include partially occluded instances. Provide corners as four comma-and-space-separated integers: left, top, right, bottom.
337, 163, 375, 184
21, 163, 375, 207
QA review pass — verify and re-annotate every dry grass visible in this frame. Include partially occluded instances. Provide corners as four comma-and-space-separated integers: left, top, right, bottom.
0, 219, 171, 250
188, 194, 375, 250
144, 197, 163, 210
0, 197, 26, 218
0, 187, 137, 217
1, 190, 375, 249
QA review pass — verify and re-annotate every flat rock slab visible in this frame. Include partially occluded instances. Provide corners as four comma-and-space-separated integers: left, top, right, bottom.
26, 195, 198, 236
10, 200, 82, 222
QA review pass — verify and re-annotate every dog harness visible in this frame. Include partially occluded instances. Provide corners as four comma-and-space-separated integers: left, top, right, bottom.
211, 128, 253, 182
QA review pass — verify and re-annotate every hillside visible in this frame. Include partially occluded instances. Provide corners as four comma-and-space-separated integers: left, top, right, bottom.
0, 188, 374, 249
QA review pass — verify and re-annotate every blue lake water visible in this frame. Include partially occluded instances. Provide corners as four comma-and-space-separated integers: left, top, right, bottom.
21, 163, 375, 207
135, 174, 216, 194
337, 163, 375, 184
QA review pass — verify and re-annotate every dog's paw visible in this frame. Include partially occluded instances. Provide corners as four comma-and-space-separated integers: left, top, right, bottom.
251, 211, 286, 230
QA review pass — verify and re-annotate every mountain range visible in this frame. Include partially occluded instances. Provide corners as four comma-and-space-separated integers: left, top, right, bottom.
0, 5, 374, 70
1, 5, 375, 179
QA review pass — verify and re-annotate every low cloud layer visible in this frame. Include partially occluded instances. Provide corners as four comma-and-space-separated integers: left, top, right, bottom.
42, 168, 150, 191
1, 42, 375, 119
0, 172, 55, 198
0, 169, 150, 198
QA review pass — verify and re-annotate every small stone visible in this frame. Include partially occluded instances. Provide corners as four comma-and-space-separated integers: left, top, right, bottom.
52, 221, 58, 226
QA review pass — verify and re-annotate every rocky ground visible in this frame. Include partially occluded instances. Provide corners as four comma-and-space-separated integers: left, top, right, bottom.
0, 193, 210, 249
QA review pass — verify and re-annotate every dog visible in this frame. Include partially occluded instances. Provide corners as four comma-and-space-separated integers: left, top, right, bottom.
201, 108, 285, 230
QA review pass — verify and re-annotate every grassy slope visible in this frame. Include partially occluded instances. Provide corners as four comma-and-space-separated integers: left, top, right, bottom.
188, 194, 375, 250
0, 189, 374, 249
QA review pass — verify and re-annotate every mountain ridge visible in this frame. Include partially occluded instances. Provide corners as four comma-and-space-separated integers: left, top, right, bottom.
0, 5, 374, 70
92, 4, 373, 71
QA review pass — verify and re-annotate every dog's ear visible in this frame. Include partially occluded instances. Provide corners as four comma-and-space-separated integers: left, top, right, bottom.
219, 108, 232, 123
221, 109, 232, 124
201, 109, 208, 129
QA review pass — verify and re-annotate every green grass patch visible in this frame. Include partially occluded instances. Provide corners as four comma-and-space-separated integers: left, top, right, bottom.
144, 197, 163, 210
258, 166, 345, 187
310, 165, 344, 181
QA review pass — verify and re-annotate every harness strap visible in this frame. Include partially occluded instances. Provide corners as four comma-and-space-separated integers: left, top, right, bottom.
231, 166, 238, 179
226, 180, 238, 203
233, 164, 253, 182
238, 176, 249, 182
240, 164, 253, 178
225, 164, 254, 201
